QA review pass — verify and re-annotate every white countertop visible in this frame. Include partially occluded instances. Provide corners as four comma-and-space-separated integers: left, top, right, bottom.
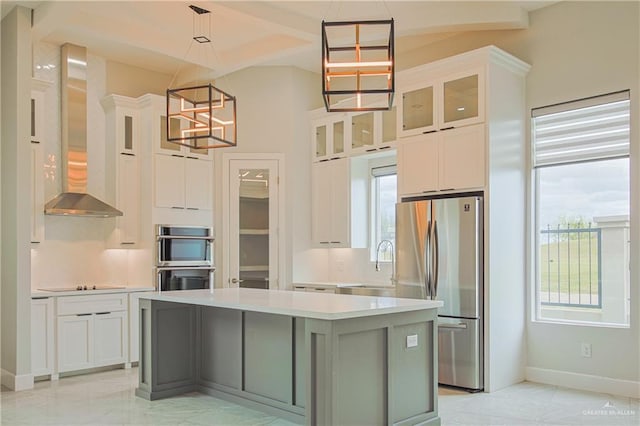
140, 288, 442, 320
31, 286, 156, 298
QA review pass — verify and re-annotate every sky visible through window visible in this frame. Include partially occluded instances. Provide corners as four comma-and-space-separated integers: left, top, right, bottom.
538, 158, 629, 228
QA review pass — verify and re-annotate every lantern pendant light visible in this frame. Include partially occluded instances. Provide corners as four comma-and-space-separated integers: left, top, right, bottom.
166, 4, 237, 149
322, 19, 394, 112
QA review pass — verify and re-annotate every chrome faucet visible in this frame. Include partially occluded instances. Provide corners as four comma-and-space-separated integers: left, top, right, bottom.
375, 239, 396, 285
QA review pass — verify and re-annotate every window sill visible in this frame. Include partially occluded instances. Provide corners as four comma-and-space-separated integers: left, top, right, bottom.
532, 318, 630, 329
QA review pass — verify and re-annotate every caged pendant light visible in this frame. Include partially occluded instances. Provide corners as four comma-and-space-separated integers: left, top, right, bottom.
321, 19, 394, 112
166, 4, 237, 149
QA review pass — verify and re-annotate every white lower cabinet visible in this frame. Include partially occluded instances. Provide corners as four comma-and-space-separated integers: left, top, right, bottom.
31, 298, 54, 376
94, 311, 128, 367
56, 294, 128, 374
57, 314, 94, 373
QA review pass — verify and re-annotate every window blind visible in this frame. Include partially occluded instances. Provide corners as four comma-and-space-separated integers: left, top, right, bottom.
532, 91, 630, 167
371, 164, 397, 177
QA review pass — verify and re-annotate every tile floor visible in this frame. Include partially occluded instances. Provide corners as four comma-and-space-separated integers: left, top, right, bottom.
1, 368, 638, 425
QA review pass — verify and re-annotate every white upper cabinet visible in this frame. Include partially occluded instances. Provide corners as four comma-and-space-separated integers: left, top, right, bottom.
398, 68, 485, 138
311, 158, 367, 248
117, 154, 140, 243
350, 109, 397, 154
102, 95, 139, 155
101, 95, 141, 245
396, 46, 529, 198
312, 159, 350, 246
312, 115, 347, 162
398, 82, 436, 136
397, 132, 439, 196
30, 79, 51, 244
30, 142, 45, 243
438, 124, 485, 191
184, 157, 213, 210
154, 153, 212, 211
350, 111, 375, 153
154, 154, 186, 209
311, 106, 397, 161
438, 68, 485, 129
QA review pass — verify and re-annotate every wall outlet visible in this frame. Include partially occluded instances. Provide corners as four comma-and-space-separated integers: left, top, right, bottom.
406, 334, 418, 348
581, 342, 592, 358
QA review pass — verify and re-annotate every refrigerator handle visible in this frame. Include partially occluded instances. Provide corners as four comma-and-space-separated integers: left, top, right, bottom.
425, 220, 432, 298
432, 220, 439, 299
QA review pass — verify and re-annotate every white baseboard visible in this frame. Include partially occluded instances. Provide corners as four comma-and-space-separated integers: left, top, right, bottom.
1, 369, 34, 391
526, 367, 640, 398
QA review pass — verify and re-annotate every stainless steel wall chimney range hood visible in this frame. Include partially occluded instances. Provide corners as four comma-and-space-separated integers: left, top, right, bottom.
44, 43, 122, 217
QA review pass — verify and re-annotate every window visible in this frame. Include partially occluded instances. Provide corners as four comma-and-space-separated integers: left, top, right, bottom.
370, 164, 397, 261
532, 91, 630, 326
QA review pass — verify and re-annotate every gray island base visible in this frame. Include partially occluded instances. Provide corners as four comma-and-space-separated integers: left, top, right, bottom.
135, 288, 442, 425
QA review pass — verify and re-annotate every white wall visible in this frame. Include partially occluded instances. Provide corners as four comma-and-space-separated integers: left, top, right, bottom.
1, 5, 34, 390
523, 1, 639, 396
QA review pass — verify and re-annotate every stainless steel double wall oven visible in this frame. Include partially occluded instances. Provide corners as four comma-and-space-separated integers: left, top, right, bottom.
156, 225, 215, 291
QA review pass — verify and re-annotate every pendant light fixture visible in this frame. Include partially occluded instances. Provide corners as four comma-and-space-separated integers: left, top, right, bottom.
166, 4, 237, 149
322, 19, 394, 112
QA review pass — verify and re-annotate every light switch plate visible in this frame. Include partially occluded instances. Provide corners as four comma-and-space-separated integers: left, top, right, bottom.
406, 334, 418, 348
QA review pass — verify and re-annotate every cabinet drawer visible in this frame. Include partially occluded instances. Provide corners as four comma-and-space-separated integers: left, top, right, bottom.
57, 293, 128, 315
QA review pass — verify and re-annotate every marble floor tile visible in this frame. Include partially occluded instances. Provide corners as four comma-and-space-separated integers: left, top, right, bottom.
1, 368, 638, 426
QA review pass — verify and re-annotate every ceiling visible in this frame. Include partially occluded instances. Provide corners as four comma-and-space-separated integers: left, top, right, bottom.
3, 1, 554, 77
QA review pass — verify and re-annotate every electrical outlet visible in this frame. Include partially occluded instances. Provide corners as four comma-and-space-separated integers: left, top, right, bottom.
581, 342, 592, 358
406, 334, 418, 348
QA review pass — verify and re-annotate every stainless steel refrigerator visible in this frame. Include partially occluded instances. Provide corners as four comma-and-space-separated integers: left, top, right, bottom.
395, 194, 484, 391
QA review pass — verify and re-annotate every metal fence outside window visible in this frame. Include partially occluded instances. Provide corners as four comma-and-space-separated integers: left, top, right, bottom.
539, 225, 602, 308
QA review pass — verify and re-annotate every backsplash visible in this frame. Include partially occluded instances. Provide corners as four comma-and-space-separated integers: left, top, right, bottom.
326, 248, 394, 285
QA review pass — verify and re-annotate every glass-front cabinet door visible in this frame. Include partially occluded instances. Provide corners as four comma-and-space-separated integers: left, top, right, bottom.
351, 112, 374, 152
398, 84, 436, 137
380, 107, 397, 147
314, 123, 327, 160
439, 69, 485, 129
228, 159, 279, 289
332, 121, 345, 157
312, 117, 347, 161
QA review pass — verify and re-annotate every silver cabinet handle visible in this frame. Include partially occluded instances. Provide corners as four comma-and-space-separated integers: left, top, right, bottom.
432, 219, 439, 299
230, 278, 244, 284
438, 323, 467, 330
425, 219, 432, 298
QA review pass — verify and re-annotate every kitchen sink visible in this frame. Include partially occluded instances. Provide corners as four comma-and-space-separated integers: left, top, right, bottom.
336, 286, 396, 297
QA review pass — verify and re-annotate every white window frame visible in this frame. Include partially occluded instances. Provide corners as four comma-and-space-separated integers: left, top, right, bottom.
369, 162, 397, 262
531, 90, 631, 327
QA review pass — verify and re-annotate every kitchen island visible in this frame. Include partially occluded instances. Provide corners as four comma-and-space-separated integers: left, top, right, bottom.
136, 289, 442, 425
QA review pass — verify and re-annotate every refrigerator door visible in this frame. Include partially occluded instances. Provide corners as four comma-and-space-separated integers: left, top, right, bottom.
432, 196, 482, 318
438, 317, 483, 390
395, 200, 430, 299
